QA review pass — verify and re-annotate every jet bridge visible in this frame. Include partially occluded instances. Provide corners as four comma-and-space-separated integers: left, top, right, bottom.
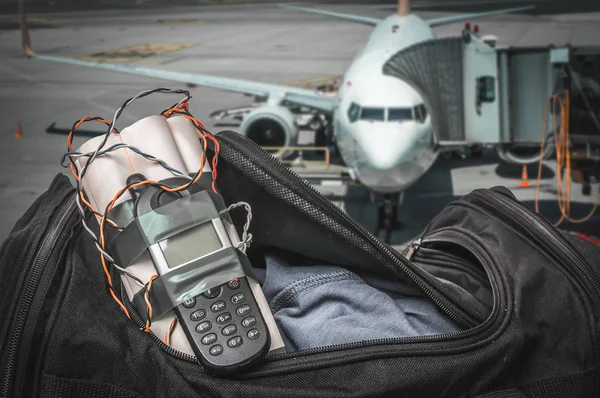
382, 32, 600, 159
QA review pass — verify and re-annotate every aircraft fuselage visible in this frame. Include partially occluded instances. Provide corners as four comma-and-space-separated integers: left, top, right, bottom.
334, 14, 438, 194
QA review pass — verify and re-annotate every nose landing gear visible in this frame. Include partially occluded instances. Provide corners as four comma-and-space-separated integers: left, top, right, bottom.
375, 192, 401, 244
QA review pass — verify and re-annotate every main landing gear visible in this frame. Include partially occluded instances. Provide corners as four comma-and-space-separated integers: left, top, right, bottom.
375, 193, 401, 244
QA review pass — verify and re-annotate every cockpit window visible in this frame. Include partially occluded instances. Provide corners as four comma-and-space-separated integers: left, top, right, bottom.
347, 103, 427, 123
388, 108, 413, 121
414, 104, 428, 123
347, 102, 360, 123
360, 107, 385, 121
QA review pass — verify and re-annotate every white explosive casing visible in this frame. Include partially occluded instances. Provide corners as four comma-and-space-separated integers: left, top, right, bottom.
74, 115, 284, 356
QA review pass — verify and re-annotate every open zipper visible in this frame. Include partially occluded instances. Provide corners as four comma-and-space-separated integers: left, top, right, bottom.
0, 196, 78, 398
134, 133, 501, 369
469, 189, 600, 301
210, 133, 600, 370
411, 244, 491, 288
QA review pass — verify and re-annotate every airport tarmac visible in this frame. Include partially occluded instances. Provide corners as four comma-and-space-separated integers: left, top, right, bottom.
1, 2, 600, 248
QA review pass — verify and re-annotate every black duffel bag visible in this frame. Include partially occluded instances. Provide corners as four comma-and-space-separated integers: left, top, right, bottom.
1, 131, 599, 398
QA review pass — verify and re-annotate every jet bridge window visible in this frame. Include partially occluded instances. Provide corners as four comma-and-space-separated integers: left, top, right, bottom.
360, 107, 385, 121
347, 102, 360, 123
388, 107, 413, 121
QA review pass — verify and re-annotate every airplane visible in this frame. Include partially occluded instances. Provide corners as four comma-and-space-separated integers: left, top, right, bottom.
19, 0, 535, 242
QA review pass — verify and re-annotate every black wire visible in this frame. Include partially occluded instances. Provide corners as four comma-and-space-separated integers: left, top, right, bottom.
68, 88, 214, 329
160, 106, 218, 191
62, 143, 185, 175
73, 89, 193, 254
77, 88, 191, 188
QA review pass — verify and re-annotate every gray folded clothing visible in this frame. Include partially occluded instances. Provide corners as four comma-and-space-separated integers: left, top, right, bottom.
260, 254, 461, 352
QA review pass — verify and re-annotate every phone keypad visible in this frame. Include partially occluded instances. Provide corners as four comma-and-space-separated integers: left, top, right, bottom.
176, 277, 269, 367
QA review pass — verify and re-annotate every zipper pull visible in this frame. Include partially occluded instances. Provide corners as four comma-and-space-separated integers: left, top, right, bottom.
404, 237, 421, 260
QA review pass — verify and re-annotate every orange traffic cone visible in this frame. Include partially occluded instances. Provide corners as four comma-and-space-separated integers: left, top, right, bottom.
519, 164, 531, 188
14, 121, 22, 138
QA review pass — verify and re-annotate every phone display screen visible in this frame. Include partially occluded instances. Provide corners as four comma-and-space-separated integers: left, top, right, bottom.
159, 222, 223, 268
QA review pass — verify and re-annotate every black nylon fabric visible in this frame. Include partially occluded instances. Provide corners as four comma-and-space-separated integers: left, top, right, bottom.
0, 175, 76, 398
0, 175, 65, 354
563, 232, 600, 281
40, 373, 144, 398
1, 132, 599, 397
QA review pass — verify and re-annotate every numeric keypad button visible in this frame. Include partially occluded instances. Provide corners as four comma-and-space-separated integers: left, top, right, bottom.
190, 310, 206, 321
196, 321, 212, 333
231, 293, 245, 304
241, 316, 256, 328
201, 333, 217, 345
222, 324, 237, 336
216, 312, 231, 324
203, 287, 221, 299
211, 301, 226, 312
236, 305, 251, 316
182, 298, 196, 308
209, 345, 223, 356
227, 336, 243, 348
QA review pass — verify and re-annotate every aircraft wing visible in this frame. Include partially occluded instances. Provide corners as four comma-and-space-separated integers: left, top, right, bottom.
19, 0, 336, 113
425, 5, 535, 27
28, 54, 336, 112
280, 3, 534, 29
279, 4, 380, 26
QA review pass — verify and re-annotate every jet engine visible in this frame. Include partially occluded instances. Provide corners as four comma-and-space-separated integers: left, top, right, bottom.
240, 105, 299, 149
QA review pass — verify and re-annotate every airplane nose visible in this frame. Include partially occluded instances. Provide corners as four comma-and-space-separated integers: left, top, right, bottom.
366, 142, 406, 170
349, 124, 429, 193
361, 129, 411, 171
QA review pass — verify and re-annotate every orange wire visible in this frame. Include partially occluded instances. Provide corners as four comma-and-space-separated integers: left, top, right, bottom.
535, 94, 555, 213
97, 112, 210, 323
161, 107, 220, 193
68, 107, 215, 324
535, 91, 600, 227
164, 318, 178, 345
67, 117, 121, 229
117, 133, 137, 175
142, 274, 159, 332
67, 116, 114, 182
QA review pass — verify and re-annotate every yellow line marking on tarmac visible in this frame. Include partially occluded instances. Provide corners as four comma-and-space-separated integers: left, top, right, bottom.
280, 75, 342, 93
0, 17, 70, 24
79, 42, 196, 63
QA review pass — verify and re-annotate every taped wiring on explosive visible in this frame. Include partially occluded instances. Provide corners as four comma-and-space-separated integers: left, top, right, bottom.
536, 90, 600, 227
63, 88, 226, 335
